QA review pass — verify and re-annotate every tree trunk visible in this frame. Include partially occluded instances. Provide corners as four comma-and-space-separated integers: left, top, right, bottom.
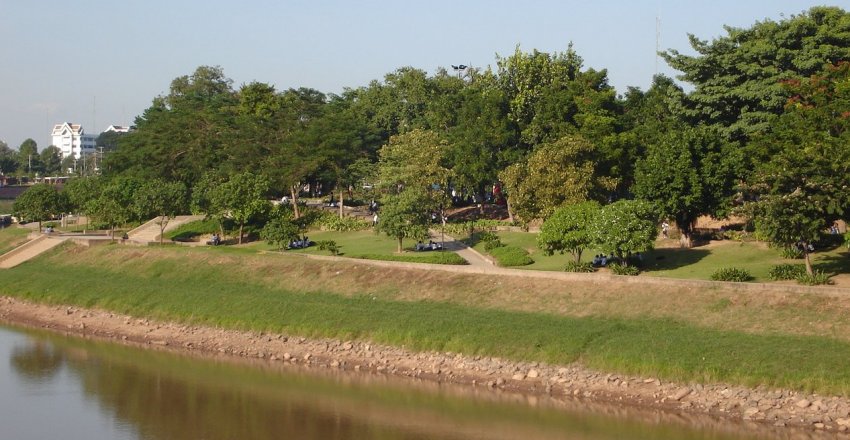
159, 216, 169, 245
506, 198, 515, 224
574, 250, 582, 264
37, 220, 42, 233
677, 215, 695, 248
397, 237, 403, 253
290, 185, 300, 219
338, 185, 344, 219
238, 222, 244, 245
804, 247, 814, 275
679, 230, 692, 248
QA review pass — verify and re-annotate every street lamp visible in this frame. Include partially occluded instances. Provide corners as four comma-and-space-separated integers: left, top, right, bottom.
451, 64, 469, 79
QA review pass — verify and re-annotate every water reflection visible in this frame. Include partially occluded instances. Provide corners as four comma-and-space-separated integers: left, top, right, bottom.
1, 325, 835, 440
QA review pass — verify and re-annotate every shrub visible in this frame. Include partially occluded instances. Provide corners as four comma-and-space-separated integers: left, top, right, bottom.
356, 252, 468, 265
797, 271, 833, 286
768, 264, 806, 281
779, 246, 803, 259
710, 267, 753, 282
167, 218, 222, 241
564, 261, 595, 273
609, 263, 640, 276
483, 239, 503, 251
489, 245, 533, 267
317, 240, 340, 256
317, 212, 371, 232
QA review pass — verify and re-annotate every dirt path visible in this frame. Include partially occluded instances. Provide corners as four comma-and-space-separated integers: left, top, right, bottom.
127, 215, 205, 244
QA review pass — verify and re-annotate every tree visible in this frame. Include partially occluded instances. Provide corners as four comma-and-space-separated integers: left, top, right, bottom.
744, 62, 850, 274
17, 138, 41, 175
500, 135, 615, 222
377, 129, 451, 194
62, 176, 103, 232
261, 216, 301, 251
662, 6, 850, 142
13, 184, 67, 232
209, 172, 270, 244
375, 188, 432, 252
592, 200, 658, 265
39, 146, 62, 176
134, 179, 188, 244
0, 140, 18, 175
538, 201, 601, 264
88, 177, 144, 237
632, 126, 741, 247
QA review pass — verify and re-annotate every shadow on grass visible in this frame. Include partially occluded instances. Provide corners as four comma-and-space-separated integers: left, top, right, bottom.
814, 251, 850, 276
642, 248, 711, 272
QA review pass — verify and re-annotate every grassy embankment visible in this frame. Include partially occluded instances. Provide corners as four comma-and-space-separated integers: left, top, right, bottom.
3, 236, 850, 396
167, 221, 468, 265
472, 231, 850, 282
0, 226, 30, 254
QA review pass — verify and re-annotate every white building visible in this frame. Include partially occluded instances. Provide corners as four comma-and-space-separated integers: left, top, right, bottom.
103, 125, 130, 133
51, 122, 96, 159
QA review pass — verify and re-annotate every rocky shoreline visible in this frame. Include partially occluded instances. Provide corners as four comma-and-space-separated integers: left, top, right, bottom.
1, 295, 848, 437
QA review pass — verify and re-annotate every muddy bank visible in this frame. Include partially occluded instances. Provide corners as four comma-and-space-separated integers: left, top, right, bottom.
1, 295, 848, 437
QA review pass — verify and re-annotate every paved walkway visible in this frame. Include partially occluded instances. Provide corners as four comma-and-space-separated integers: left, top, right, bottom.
0, 235, 67, 269
127, 215, 204, 244
429, 229, 493, 268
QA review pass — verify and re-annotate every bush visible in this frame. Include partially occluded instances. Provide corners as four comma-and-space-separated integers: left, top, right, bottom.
779, 246, 804, 259
768, 264, 806, 281
356, 252, 468, 265
797, 271, 833, 286
316, 240, 340, 255
316, 212, 371, 232
609, 263, 640, 276
483, 238, 503, 251
489, 245, 533, 267
564, 261, 595, 273
710, 267, 753, 282
167, 218, 222, 241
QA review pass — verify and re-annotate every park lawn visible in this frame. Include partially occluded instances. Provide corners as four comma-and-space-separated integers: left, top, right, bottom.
475, 230, 850, 282
3, 243, 850, 395
246, 229, 466, 264
0, 226, 31, 254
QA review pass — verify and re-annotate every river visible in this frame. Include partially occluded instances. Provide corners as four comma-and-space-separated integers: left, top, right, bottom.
0, 325, 825, 440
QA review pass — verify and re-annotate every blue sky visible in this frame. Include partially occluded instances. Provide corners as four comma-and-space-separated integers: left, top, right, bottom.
0, 0, 837, 150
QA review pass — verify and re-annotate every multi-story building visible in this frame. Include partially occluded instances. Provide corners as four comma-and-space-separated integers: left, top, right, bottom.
51, 122, 96, 159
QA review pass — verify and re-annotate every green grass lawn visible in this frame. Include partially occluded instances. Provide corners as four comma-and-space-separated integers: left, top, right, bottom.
3, 243, 850, 395
0, 226, 31, 254
246, 229, 467, 264
473, 230, 850, 282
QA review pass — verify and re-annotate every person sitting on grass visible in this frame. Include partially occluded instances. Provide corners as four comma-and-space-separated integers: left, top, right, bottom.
592, 254, 601, 267
600, 254, 608, 267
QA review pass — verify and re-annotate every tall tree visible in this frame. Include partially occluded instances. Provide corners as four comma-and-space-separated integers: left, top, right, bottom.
375, 188, 432, 253
17, 138, 41, 175
592, 200, 658, 265
633, 126, 741, 247
500, 135, 615, 222
662, 6, 850, 142
39, 146, 62, 176
744, 62, 850, 274
209, 172, 270, 244
0, 140, 18, 175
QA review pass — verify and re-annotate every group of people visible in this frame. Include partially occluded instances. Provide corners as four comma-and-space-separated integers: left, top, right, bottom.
208, 233, 221, 246
591, 254, 611, 267
415, 240, 443, 251
288, 236, 312, 249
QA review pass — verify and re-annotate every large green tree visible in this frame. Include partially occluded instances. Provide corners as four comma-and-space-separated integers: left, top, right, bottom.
632, 126, 741, 247
500, 135, 615, 222
17, 138, 41, 175
39, 146, 62, 176
592, 200, 658, 265
209, 172, 270, 244
0, 140, 18, 175
13, 184, 67, 232
745, 62, 850, 274
375, 188, 432, 253
662, 6, 850, 142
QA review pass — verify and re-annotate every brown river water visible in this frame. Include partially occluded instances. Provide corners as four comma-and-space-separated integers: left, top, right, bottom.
0, 325, 835, 440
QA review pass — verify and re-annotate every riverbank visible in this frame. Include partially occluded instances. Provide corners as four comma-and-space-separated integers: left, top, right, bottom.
2, 295, 850, 436
3, 243, 850, 434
